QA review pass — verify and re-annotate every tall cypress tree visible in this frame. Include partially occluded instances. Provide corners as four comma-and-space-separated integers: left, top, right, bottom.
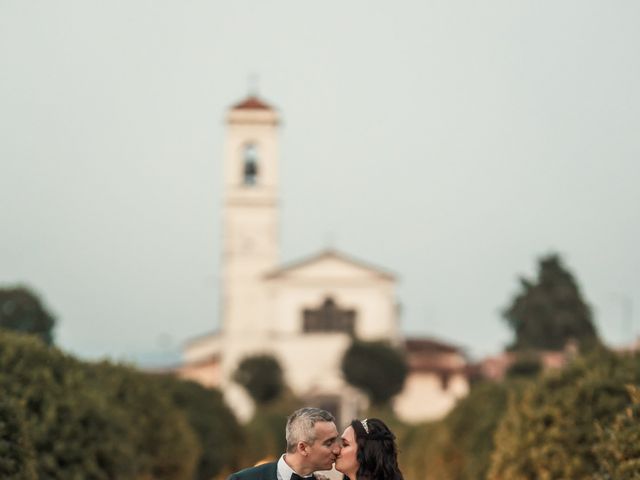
503, 254, 599, 351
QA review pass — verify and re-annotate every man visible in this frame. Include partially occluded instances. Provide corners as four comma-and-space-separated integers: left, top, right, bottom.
228, 407, 341, 480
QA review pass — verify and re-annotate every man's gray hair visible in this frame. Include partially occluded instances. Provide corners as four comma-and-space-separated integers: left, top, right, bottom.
285, 407, 335, 453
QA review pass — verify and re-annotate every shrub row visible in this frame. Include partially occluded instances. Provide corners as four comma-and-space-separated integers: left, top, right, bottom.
0, 330, 241, 480
400, 348, 640, 480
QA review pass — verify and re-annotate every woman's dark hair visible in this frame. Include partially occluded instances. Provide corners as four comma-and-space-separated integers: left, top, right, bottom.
348, 418, 403, 480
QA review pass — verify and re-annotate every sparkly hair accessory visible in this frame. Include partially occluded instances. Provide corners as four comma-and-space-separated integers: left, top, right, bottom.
361, 418, 369, 434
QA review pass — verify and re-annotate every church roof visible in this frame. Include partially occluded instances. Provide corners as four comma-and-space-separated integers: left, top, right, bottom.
264, 248, 396, 281
404, 337, 464, 354
182, 329, 221, 347
231, 95, 274, 111
404, 337, 468, 374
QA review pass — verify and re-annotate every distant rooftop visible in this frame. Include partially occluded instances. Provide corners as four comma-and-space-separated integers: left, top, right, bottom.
231, 95, 274, 111
264, 248, 397, 281
405, 337, 464, 354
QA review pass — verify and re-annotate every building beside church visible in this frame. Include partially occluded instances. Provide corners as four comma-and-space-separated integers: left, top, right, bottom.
179, 95, 469, 423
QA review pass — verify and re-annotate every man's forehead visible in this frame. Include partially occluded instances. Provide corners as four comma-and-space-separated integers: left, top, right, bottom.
314, 421, 338, 439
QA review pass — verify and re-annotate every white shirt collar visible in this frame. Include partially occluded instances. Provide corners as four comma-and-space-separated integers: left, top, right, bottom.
277, 454, 313, 480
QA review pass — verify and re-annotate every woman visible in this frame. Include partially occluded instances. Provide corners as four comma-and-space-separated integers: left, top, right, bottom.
335, 418, 403, 480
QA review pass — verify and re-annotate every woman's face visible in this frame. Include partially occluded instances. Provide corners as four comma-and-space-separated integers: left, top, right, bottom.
335, 425, 359, 477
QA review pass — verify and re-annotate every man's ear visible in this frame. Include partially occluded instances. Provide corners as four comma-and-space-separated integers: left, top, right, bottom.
297, 441, 309, 456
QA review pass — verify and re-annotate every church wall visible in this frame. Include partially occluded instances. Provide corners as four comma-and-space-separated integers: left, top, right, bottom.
448, 373, 470, 398
275, 257, 389, 280
393, 371, 469, 423
267, 276, 399, 341
218, 334, 280, 380
273, 333, 353, 394
222, 205, 279, 336
217, 332, 351, 395
183, 333, 223, 364
177, 358, 221, 389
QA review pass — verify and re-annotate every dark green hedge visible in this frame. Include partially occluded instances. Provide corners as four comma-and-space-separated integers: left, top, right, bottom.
593, 384, 640, 479
0, 331, 136, 479
0, 396, 36, 480
156, 374, 244, 480
399, 350, 640, 480
0, 330, 241, 480
400, 380, 516, 480
488, 349, 640, 479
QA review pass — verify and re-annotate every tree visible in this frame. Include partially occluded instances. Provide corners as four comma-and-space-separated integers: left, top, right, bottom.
0, 286, 55, 345
503, 254, 599, 351
341, 340, 408, 406
233, 354, 285, 404
488, 349, 640, 479
157, 376, 243, 480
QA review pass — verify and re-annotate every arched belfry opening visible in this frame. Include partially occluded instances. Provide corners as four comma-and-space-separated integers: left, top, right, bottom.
242, 143, 259, 186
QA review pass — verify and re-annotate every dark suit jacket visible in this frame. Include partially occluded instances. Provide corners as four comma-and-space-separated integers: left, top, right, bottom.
227, 461, 327, 480
228, 462, 278, 480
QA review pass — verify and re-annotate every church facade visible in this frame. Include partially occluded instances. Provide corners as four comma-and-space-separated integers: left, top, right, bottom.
179, 95, 469, 423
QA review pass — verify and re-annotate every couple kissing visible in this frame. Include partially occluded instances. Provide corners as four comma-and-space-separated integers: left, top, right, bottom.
228, 407, 403, 480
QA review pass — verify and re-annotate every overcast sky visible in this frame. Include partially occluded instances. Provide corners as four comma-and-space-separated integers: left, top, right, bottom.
1, 1, 639, 365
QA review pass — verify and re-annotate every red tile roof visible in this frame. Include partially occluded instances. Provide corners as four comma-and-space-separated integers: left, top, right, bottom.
232, 95, 273, 111
405, 337, 463, 354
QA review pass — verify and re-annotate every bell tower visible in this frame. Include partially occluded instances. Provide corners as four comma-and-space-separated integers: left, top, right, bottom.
221, 95, 280, 335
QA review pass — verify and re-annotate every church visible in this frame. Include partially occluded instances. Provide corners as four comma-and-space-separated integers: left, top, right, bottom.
178, 94, 469, 423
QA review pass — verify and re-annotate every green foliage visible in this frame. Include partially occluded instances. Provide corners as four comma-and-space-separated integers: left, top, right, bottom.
341, 340, 408, 406
503, 254, 599, 351
0, 330, 199, 480
488, 349, 640, 479
87, 362, 200, 480
233, 354, 285, 404
240, 394, 302, 466
505, 352, 543, 379
0, 397, 36, 480
593, 384, 640, 479
0, 286, 55, 345
400, 421, 445, 480
0, 330, 134, 479
437, 381, 513, 480
157, 375, 243, 480
400, 381, 514, 480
